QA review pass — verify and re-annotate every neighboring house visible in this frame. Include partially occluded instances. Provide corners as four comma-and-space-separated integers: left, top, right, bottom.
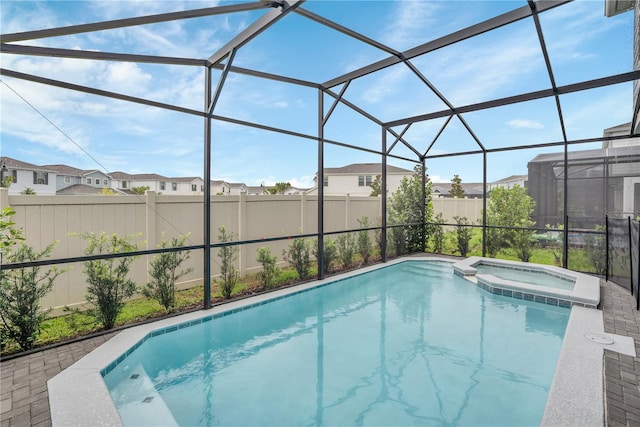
111, 172, 204, 195
309, 163, 413, 196
228, 182, 248, 195
44, 164, 111, 192
602, 123, 636, 149
487, 175, 528, 192
246, 185, 267, 195
56, 184, 108, 195
432, 182, 484, 198
211, 180, 231, 195
0, 156, 57, 195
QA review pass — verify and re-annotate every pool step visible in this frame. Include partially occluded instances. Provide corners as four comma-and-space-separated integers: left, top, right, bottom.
109, 364, 178, 426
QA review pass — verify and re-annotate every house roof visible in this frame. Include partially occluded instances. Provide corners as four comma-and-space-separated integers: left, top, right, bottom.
433, 182, 484, 195
43, 164, 106, 177
529, 145, 640, 164
111, 172, 168, 180
228, 182, 247, 189
323, 163, 413, 175
1, 156, 53, 172
171, 176, 202, 183
492, 174, 528, 183
56, 184, 107, 195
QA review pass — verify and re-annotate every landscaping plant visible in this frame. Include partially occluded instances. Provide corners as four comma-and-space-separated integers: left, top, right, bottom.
256, 247, 279, 289
336, 232, 356, 269
453, 216, 473, 257
314, 238, 337, 274
144, 234, 193, 311
431, 213, 445, 254
357, 217, 373, 264
283, 236, 311, 280
0, 239, 62, 351
217, 226, 239, 299
79, 232, 139, 329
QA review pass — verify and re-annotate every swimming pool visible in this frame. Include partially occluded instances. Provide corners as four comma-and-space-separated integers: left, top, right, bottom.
452, 257, 600, 309
100, 260, 569, 426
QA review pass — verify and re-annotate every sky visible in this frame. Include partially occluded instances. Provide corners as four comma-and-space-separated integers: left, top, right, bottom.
0, 0, 637, 188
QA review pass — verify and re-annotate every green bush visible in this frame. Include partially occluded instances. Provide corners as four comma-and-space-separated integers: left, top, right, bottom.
453, 216, 473, 257
336, 232, 356, 269
144, 234, 193, 311
431, 213, 445, 254
257, 247, 279, 289
314, 238, 337, 274
217, 226, 239, 299
78, 232, 139, 329
0, 242, 63, 351
283, 237, 311, 280
357, 217, 373, 264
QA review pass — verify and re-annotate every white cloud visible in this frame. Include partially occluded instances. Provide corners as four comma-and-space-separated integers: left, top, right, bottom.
101, 62, 152, 94
506, 119, 544, 130
289, 175, 315, 189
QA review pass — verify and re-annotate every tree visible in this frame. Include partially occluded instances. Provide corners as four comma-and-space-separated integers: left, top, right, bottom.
283, 237, 311, 279
78, 232, 139, 329
256, 247, 279, 289
131, 186, 150, 195
357, 217, 373, 264
369, 174, 382, 197
217, 226, 239, 299
20, 188, 36, 195
144, 234, 193, 311
485, 185, 536, 259
431, 213, 445, 254
0, 242, 63, 351
453, 216, 473, 257
1, 176, 13, 188
267, 182, 292, 195
388, 164, 433, 253
101, 187, 118, 196
0, 208, 23, 257
449, 174, 465, 198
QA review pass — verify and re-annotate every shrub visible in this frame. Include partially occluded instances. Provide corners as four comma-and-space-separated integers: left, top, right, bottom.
256, 247, 279, 289
357, 217, 373, 264
217, 226, 239, 299
336, 232, 356, 269
314, 238, 337, 274
283, 237, 311, 280
78, 232, 139, 329
0, 207, 23, 255
585, 226, 606, 275
453, 216, 473, 257
0, 242, 63, 351
144, 234, 193, 311
431, 213, 445, 254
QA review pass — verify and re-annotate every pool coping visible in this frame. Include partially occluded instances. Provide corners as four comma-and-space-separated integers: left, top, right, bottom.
47, 256, 622, 426
452, 256, 600, 309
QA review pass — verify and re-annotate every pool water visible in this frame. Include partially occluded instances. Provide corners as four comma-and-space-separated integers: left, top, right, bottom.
475, 264, 575, 291
103, 261, 570, 426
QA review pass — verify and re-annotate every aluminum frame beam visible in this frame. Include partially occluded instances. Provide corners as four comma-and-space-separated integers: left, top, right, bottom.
323, 1, 571, 89
385, 70, 640, 128
207, 0, 304, 66
0, 2, 272, 43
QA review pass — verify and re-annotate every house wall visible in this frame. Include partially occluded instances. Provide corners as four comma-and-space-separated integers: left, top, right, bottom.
6, 170, 57, 195
311, 173, 406, 196
1, 190, 482, 313
84, 172, 110, 187
55, 175, 81, 191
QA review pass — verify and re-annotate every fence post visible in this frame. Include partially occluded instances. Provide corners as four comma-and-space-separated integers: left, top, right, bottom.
238, 192, 246, 276
0, 187, 8, 209
605, 214, 609, 282
146, 191, 157, 284
629, 216, 633, 297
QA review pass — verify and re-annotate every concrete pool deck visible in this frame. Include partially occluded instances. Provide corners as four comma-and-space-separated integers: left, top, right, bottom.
1, 257, 639, 426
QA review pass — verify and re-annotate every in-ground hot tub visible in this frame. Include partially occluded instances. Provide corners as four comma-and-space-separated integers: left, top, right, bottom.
452, 256, 600, 309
